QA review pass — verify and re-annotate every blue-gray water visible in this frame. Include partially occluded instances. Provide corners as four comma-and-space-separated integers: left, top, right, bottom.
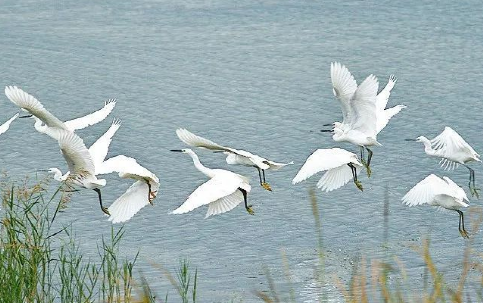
1, 1, 483, 301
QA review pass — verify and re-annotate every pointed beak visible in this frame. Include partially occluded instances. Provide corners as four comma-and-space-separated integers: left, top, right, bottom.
322, 123, 332, 127
404, 139, 417, 141
19, 114, 33, 118
320, 129, 333, 133
170, 149, 183, 152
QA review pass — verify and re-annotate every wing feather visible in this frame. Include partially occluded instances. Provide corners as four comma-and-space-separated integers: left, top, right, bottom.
88, 119, 121, 168
64, 99, 116, 131
205, 190, 244, 218
376, 75, 397, 112
430, 127, 479, 159
316, 164, 358, 192
331, 62, 357, 124
0, 113, 19, 135
57, 131, 95, 175
108, 180, 152, 224
172, 173, 242, 214
349, 74, 379, 136
401, 174, 452, 206
5, 86, 66, 129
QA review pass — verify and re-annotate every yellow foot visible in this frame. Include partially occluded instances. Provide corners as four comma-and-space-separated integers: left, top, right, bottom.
102, 207, 110, 216
460, 229, 470, 239
354, 180, 363, 192
246, 205, 255, 215
261, 182, 272, 192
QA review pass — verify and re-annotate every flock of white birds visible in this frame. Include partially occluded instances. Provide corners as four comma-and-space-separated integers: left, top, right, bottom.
0, 62, 479, 238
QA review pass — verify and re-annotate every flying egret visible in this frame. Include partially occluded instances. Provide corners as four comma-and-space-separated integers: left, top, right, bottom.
5, 86, 116, 139
402, 174, 470, 238
0, 113, 19, 135
56, 129, 108, 214
406, 126, 481, 197
322, 62, 380, 177
175, 128, 292, 191
46, 119, 160, 223
170, 148, 253, 217
292, 148, 364, 192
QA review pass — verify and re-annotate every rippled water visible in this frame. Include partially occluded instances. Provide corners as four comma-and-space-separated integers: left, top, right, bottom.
1, 0, 483, 301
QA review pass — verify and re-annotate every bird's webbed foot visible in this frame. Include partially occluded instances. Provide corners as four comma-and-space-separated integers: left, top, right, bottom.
101, 206, 110, 216
460, 228, 470, 239
470, 187, 480, 199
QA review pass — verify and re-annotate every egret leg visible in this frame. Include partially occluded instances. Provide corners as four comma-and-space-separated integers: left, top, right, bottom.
465, 165, 479, 198
147, 182, 156, 205
261, 169, 272, 191
360, 147, 366, 165
240, 188, 254, 215
348, 163, 363, 192
93, 188, 110, 215
456, 210, 469, 239
365, 147, 373, 177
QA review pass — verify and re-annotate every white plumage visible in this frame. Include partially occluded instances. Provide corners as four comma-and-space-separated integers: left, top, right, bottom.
5, 86, 116, 139
410, 126, 481, 197
171, 148, 252, 218
402, 174, 470, 238
292, 148, 364, 192
375, 75, 406, 134
0, 113, 19, 136
176, 128, 292, 191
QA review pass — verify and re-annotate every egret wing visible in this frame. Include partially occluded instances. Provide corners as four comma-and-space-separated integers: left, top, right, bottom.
172, 173, 242, 214
57, 131, 95, 175
64, 99, 117, 131
0, 113, 19, 135
176, 128, 231, 152
5, 86, 66, 129
96, 155, 159, 184
376, 75, 397, 112
349, 74, 379, 136
431, 127, 478, 157
442, 176, 469, 202
88, 119, 121, 168
376, 105, 406, 134
205, 190, 244, 218
292, 148, 355, 184
108, 180, 152, 224
316, 163, 360, 192
331, 62, 357, 124
402, 174, 451, 206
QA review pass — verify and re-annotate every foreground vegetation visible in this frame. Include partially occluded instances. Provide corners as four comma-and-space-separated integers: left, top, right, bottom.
2, 176, 483, 302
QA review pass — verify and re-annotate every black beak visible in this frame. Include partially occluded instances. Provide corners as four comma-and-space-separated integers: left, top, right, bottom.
320, 129, 333, 133
322, 123, 332, 127
19, 114, 33, 118
170, 149, 183, 152
404, 139, 417, 141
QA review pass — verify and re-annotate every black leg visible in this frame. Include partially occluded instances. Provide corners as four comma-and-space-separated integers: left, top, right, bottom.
456, 210, 469, 239
348, 163, 363, 191
257, 167, 263, 186
240, 188, 254, 215
465, 165, 479, 198
262, 169, 267, 183
94, 188, 110, 215
366, 147, 373, 167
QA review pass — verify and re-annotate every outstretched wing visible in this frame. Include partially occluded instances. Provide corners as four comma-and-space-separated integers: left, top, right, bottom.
316, 164, 359, 192
88, 119, 121, 168
349, 74, 379, 137
96, 155, 159, 184
64, 99, 116, 131
5, 86, 66, 129
292, 148, 357, 184
176, 128, 231, 152
330, 62, 357, 124
205, 190, 244, 218
442, 176, 469, 203
108, 180, 152, 224
0, 113, 19, 135
376, 75, 397, 112
57, 131, 95, 175
172, 173, 242, 215
401, 174, 451, 206
430, 127, 478, 158
376, 104, 406, 134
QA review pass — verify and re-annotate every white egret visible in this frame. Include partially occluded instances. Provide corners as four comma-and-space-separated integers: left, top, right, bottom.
292, 148, 364, 192
406, 127, 481, 197
323, 62, 380, 177
402, 174, 470, 238
0, 113, 19, 135
47, 119, 160, 223
176, 128, 292, 191
170, 148, 252, 217
56, 130, 108, 214
5, 86, 116, 139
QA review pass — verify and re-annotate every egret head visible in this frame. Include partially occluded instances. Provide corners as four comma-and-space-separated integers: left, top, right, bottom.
170, 148, 193, 154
